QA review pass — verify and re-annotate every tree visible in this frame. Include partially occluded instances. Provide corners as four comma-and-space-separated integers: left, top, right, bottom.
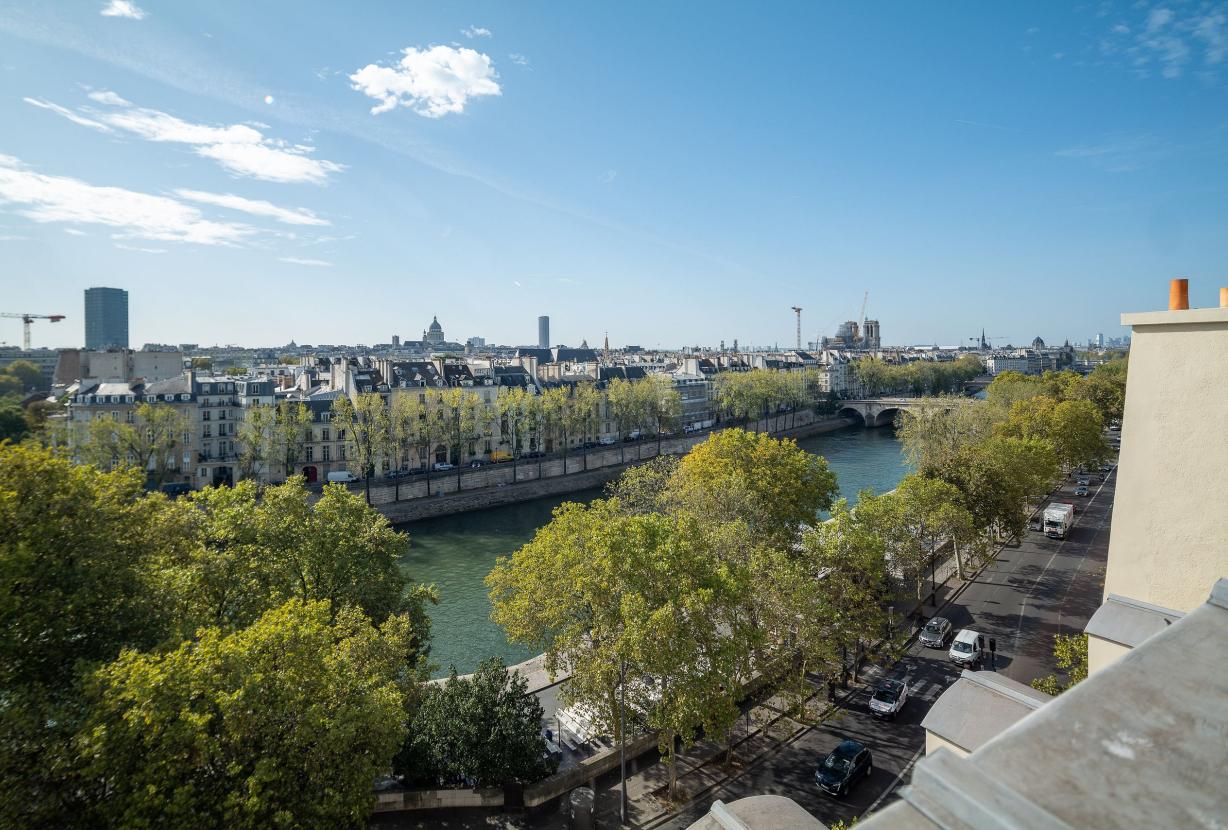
388, 392, 425, 499
641, 374, 683, 453
606, 377, 643, 463
269, 399, 315, 481
399, 657, 555, 787
857, 475, 972, 602
169, 478, 434, 660
331, 394, 387, 502
2, 359, 42, 391
896, 396, 994, 474
668, 428, 839, 551
0, 443, 188, 826
571, 381, 600, 471
235, 402, 276, 481
854, 357, 892, 396
0, 404, 29, 443
80, 402, 188, 488
79, 600, 415, 830
1030, 633, 1088, 696
488, 502, 751, 800
497, 386, 531, 482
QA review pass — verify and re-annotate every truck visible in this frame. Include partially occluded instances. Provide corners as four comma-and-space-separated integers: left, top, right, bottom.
1043, 502, 1075, 539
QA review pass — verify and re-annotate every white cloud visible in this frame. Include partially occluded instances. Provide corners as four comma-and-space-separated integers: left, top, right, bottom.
63, 228, 88, 236
1111, 23, 1131, 35
508, 53, 530, 67
0, 153, 253, 245
462, 26, 492, 39
1105, 4, 1227, 79
1146, 8, 1174, 33
115, 243, 166, 253
101, 0, 146, 20
600, 169, 617, 184
1194, 11, 1227, 64
173, 189, 329, 226
24, 93, 344, 184
278, 256, 332, 267
350, 45, 501, 117
23, 97, 114, 132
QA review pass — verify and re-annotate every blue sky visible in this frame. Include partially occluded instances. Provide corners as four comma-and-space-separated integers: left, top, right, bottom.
1, 1, 1226, 350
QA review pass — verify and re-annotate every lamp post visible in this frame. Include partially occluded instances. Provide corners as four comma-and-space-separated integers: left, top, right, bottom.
619, 660, 628, 824
930, 548, 937, 607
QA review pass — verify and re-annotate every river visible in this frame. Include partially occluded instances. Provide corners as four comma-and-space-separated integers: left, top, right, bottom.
399, 425, 910, 677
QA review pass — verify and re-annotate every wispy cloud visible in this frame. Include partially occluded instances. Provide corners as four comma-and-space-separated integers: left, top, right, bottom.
600, 169, 617, 184
508, 53, 530, 68
954, 118, 1009, 131
350, 45, 501, 117
25, 92, 344, 184
100, 1, 145, 20
115, 243, 166, 253
173, 189, 329, 226
0, 153, 254, 244
1100, 3, 1227, 79
63, 228, 87, 236
1055, 133, 1167, 172
278, 256, 332, 267
462, 26, 492, 39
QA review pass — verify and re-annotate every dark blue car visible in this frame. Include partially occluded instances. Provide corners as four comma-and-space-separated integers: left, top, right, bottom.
815, 739, 873, 797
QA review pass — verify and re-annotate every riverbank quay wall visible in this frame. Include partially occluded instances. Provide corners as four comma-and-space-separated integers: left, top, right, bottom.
370, 413, 860, 524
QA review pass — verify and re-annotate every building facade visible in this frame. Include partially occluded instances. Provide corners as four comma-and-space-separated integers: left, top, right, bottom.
84, 287, 129, 350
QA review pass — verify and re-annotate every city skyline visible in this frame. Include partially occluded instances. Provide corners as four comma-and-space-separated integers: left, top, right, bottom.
2, 2, 1227, 348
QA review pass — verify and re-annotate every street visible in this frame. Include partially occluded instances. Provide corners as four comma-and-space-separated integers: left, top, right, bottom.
648, 462, 1114, 829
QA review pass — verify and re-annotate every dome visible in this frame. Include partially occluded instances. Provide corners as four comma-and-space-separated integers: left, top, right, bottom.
428, 316, 442, 332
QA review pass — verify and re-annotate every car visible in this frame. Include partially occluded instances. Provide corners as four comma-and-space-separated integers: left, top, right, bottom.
626, 429, 644, 441
469, 460, 485, 468
1077, 476, 1091, 486
1109, 424, 1120, 431
919, 616, 953, 648
868, 673, 912, 720
1100, 463, 1111, 472
490, 450, 513, 463
598, 436, 617, 446
948, 628, 984, 668
815, 739, 872, 797
521, 450, 545, 459
1075, 486, 1089, 496
1028, 516, 1044, 532
326, 471, 359, 484
432, 462, 454, 471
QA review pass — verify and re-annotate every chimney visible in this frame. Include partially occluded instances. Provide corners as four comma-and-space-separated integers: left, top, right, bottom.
1221, 287, 1228, 308
1169, 278, 1189, 310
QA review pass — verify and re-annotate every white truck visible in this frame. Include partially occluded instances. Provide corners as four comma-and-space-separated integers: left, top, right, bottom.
1043, 502, 1075, 539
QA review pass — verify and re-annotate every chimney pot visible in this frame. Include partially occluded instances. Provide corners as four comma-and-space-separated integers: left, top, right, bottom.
1169, 278, 1189, 311
1221, 287, 1228, 309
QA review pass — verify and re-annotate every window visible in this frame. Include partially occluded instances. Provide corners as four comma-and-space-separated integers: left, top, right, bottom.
182, 431, 191, 445
339, 446, 346, 461
126, 410, 134, 423
203, 425, 212, 437
419, 393, 426, 404
322, 446, 330, 462
338, 429, 346, 440
202, 410, 211, 421
110, 395, 119, 403
111, 411, 119, 421
321, 427, 329, 441
306, 446, 314, 462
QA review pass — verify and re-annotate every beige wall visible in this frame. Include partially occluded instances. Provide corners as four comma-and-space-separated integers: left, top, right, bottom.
1087, 636, 1130, 677
925, 731, 969, 758
1105, 307, 1228, 613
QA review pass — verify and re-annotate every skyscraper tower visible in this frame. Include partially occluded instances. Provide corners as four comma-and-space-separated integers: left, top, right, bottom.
538, 315, 550, 349
84, 286, 128, 350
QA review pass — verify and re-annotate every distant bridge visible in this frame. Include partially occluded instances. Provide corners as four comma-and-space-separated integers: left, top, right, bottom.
837, 397, 921, 428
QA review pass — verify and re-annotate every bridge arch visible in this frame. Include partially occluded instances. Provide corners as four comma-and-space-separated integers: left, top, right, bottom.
837, 406, 867, 426
872, 407, 904, 428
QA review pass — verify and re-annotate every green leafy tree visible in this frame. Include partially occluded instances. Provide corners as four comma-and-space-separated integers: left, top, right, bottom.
399, 657, 555, 787
388, 392, 425, 499
331, 393, 387, 502
0, 444, 187, 826
668, 428, 839, 551
270, 399, 315, 481
1030, 633, 1088, 696
80, 402, 188, 488
1, 359, 42, 391
571, 381, 600, 470
0, 405, 29, 443
235, 402, 276, 481
854, 357, 892, 396
896, 396, 995, 473
642, 373, 683, 452
79, 600, 414, 830
606, 377, 644, 462
169, 478, 434, 661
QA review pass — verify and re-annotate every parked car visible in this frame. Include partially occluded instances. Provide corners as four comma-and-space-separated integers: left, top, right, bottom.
1100, 463, 1112, 472
1077, 476, 1091, 486
469, 460, 485, 468
598, 436, 617, 446
1075, 486, 1089, 497
919, 617, 953, 648
815, 739, 872, 797
521, 450, 545, 459
626, 430, 644, 441
490, 450, 513, 463
326, 471, 358, 484
948, 628, 984, 668
432, 462, 454, 472
868, 673, 912, 720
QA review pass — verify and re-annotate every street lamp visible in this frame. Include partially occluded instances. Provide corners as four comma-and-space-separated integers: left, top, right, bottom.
930, 549, 937, 607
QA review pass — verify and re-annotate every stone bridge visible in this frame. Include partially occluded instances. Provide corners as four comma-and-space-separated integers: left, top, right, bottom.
836, 397, 921, 428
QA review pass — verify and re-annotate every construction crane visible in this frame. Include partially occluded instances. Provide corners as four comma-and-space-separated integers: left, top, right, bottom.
859, 291, 869, 331
790, 306, 803, 350
970, 333, 1011, 350
2, 312, 66, 349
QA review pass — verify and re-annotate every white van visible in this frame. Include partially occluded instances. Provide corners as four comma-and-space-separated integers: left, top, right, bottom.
326, 471, 359, 484
948, 628, 984, 668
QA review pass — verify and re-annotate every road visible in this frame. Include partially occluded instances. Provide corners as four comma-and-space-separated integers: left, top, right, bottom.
649, 461, 1114, 829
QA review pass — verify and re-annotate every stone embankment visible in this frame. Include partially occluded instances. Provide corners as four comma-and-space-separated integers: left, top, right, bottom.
361, 413, 859, 523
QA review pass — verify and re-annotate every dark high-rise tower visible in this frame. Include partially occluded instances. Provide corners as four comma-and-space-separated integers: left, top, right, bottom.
84, 287, 128, 349
538, 315, 550, 349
